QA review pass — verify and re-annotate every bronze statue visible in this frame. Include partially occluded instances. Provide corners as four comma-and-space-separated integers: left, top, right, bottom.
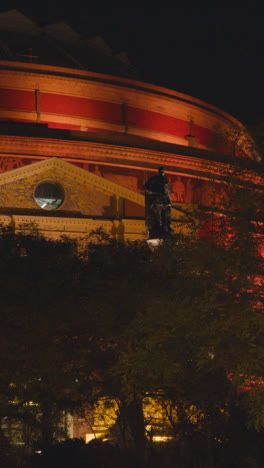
145, 167, 173, 238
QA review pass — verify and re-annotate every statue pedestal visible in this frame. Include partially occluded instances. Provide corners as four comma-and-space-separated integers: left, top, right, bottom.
146, 238, 164, 250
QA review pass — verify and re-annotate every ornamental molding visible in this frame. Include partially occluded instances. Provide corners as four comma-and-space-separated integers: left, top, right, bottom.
0, 214, 190, 241
0, 134, 243, 180
0, 134, 225, 173
0, 135, 262, 188
0, 214, 147, 241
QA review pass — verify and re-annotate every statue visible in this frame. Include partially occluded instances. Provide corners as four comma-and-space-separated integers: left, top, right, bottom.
145, 167, 173, 238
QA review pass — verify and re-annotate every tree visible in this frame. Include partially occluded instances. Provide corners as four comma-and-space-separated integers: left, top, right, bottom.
74, 154, 264, 467
72, 221, 264, 467
2, 179, 264, 468
0, 226, 90, 453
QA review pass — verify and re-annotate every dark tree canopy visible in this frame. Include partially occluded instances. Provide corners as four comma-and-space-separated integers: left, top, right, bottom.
1, 183, 264, 468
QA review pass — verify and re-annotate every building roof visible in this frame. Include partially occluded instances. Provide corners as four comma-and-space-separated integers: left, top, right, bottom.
0, 9, 138, 78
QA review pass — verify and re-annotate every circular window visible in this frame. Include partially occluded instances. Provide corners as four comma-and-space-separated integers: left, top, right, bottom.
34, 182, 64, 210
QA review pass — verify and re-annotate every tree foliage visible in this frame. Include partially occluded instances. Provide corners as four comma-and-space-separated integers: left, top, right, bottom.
1, 174, 264, 467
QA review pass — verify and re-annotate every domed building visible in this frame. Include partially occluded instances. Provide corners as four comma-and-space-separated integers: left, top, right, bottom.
1, 9, 261, 242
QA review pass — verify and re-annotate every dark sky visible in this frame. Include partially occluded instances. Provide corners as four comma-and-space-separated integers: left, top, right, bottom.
1, 3, 263, 125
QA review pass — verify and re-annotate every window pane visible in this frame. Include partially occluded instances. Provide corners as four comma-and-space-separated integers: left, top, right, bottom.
34, 182, 64, 210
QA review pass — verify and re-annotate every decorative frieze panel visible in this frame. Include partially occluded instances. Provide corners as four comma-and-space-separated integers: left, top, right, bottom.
0, 134, 232, 183
0, 156, 24, 173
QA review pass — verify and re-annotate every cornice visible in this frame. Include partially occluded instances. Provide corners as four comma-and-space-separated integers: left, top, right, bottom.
0, 214, 147, 240
0, 214, 191, 241
0, 134, 253, 184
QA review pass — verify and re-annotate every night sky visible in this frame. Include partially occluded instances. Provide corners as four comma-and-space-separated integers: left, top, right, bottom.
1, 3, 263, 125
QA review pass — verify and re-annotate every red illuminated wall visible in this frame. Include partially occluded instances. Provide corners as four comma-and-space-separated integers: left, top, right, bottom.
0, 61, 242, 149
0, 87, 216, 145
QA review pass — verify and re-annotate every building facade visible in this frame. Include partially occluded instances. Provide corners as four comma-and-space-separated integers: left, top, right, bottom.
1, 58, 259, 241
1, 11, 261, 243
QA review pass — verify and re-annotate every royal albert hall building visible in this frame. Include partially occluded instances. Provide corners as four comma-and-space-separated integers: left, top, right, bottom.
1, 10, 263, 246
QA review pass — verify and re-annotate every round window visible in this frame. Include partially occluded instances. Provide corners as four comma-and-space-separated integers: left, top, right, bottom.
34, 182, 64, 210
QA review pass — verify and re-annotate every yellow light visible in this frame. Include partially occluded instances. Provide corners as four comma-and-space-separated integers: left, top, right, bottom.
85, 433, 103, 443
153, 436, 173, 442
